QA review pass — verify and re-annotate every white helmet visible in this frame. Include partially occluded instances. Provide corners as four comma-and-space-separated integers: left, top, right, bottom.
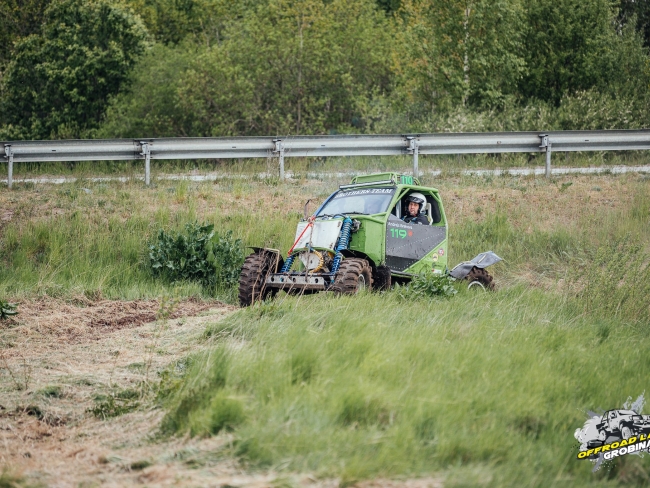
405, 192, 426, 213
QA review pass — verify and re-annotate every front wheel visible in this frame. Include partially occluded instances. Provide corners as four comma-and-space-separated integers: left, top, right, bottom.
330, 258, 373, 294
238, 252, 277, 306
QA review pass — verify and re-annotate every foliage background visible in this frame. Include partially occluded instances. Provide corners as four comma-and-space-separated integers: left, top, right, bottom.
2, 0, 650, 140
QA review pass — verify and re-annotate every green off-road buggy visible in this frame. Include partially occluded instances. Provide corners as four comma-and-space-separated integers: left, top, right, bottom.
239, 172, 500, 306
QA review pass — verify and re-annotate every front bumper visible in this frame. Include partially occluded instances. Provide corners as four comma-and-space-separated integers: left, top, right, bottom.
265, 273, 331, 291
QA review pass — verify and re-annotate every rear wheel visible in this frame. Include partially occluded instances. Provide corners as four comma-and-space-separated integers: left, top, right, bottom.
466, 266, 495, 290
330, 258, 373, 294
238, 252, 277, 306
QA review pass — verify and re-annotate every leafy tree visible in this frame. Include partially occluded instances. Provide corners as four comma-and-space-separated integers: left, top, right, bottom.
618, 0, 650, 47
123, 0, 263, 45
520, 0, 649, 104
0, 0, 147, 140
100, 0, 393, 137
187, 0, 393, 135
375, 0, 401, 13
98, 44, 194, 137
394, 0, 527, 111
0, 0, 52, 67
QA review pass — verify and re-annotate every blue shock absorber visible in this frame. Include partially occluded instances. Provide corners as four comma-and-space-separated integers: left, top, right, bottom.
281, 253, 297, 273
330, 217, 353, 275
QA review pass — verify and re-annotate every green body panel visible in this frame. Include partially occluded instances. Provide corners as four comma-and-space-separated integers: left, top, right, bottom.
349, 215, 385, 266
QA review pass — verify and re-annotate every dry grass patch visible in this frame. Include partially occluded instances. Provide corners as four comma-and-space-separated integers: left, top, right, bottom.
1, 296, 224, 343
0, 299, 239, 486
441, 174, 637, 232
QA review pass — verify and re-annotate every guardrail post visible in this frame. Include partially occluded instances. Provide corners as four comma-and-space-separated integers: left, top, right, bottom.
4, 145, 13, 189
273, 139, 285, 179
539, 134, 552, 178
406, 136, 419, 178
140, 141, 151, 186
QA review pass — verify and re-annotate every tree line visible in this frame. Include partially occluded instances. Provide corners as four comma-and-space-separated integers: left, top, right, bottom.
1, 0, 649, 140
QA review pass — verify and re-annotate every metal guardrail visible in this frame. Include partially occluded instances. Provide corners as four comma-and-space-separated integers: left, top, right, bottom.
4, 130, 650, 188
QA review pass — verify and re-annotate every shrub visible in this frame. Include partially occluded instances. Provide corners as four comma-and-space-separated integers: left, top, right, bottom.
394, 273, 458, 300
0, 300, 17, 320
89, 392, 139, 419
148, 222, 244, 291
0, 0, 147, 139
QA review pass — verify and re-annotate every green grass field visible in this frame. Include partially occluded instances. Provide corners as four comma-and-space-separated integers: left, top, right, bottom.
163, 288, 650, 486
1, 170, 650, 486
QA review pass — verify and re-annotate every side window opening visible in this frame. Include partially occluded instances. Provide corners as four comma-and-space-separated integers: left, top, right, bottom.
390, 191, 443, 223
393, 191, 441, 225
426, 195, 442, 224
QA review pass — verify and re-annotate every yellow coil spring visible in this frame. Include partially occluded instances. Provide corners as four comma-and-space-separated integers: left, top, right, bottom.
311, 250, 325, 273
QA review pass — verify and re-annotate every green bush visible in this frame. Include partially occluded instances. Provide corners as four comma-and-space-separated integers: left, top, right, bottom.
394, 272, 458, 300
148, 222, 244, 291
89, 390, 140, 419
0, 0, 146, 140
0, 300, 17, 320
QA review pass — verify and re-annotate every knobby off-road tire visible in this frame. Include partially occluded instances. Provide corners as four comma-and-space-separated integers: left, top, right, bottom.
238, 252, 276, 307
466, 266, 495, 290
330, 258, 373, 295
373, 265, 392, 291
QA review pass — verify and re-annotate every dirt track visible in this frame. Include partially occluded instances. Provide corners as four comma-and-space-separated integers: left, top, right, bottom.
0, 298, 271, 487
1, 299, 444, 487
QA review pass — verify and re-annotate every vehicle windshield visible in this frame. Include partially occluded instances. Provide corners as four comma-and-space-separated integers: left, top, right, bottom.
317, 188, 395, 216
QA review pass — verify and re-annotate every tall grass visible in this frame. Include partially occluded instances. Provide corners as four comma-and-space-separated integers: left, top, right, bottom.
0, 178, 309, 300
162, 288, 650, 485
1, 174, 649, 303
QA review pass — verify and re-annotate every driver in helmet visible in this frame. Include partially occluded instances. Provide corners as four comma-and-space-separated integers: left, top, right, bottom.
402, 193, 429, 225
